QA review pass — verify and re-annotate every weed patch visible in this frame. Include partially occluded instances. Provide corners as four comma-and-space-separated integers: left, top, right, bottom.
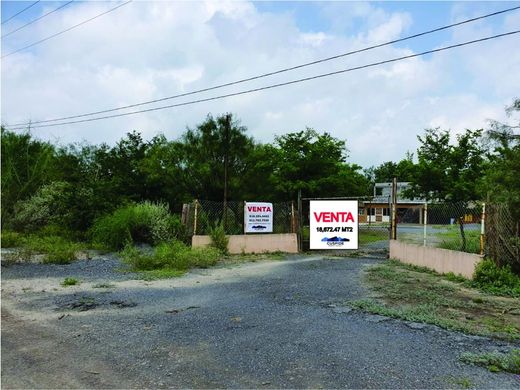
351, 261, 520, 340
208, 223, 229, 255
120, 240, 221, 279
92, 283, 116, 289
61, 277, 79, 286
138, 268, 187, 281
445, 376, 474, 389
23, 235, 82, 264
471, 259, 520, 297
460, 350, 520, 374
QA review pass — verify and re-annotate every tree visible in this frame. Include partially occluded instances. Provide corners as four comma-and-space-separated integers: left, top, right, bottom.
1, 128, 57, 220
408, 127, 486, 250
181, 113, 254, 201
484, 98, 520, 214
366, 153, 416, 195
270, 128, 369, 199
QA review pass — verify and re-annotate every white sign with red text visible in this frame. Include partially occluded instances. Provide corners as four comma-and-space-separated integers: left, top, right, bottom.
310, 200, 358, 249
244, 202, 273, 233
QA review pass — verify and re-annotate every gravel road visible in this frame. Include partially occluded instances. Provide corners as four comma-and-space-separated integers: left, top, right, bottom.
2, 253, 519, 389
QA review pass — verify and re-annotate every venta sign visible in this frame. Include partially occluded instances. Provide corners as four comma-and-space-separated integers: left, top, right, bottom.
310, 200, 358, 249
244, 202, 273, 233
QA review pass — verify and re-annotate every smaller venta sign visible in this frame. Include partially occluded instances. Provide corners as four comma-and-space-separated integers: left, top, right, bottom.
244, 202, 273, 233
310, 200, 358, 249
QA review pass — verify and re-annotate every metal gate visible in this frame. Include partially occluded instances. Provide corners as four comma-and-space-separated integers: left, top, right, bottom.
298, 196, 391, 257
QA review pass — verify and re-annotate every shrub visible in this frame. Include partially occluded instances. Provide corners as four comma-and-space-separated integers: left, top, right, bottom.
11, 182, 72, 232
120, 240, 220, 274
208, 223, 229, 255
1, 230, 24, 248
90, 201, 183, 250
472, 259, 520, 297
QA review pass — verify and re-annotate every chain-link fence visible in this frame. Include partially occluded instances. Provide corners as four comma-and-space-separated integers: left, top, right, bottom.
183, 200, 296, 235
396, 201, 483, 254
486, 203, 520, 271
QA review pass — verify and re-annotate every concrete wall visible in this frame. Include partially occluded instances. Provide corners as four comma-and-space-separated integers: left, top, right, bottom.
389, 240, 483, 279
192, 233, 298, 254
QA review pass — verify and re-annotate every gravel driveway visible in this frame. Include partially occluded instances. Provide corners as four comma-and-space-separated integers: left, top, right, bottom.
2, 254, 519, 389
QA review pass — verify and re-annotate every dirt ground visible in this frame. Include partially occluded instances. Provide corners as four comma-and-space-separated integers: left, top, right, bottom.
2, 253, 520, 389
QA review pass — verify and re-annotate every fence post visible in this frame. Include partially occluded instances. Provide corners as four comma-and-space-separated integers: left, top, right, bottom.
181, 203, 188, 225
391, 177, 398, 240
480, 202, 486, 256
291, 201, 296, 233
423, 202, 428, 247
297, 190, 302, 252
243, 201, 247, 234
193, 200, 199, 236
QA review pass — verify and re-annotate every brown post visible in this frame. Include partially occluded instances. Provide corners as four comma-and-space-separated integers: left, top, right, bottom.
291, 201, 296, 233
391, 177, 398, 240
297, 189, 303, 252
193, 200, 199, 235
480, 202, 486, 255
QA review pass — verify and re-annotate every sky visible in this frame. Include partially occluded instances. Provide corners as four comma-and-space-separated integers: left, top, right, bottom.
1, 0, 519, 168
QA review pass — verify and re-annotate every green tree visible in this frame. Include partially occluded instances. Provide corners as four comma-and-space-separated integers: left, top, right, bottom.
409, 127, 486, 251
484, 99, 520, 215
369, 153, 415, 183
270, 128, 369, 199
1, 128, 57, 220
181, 113, 254, 201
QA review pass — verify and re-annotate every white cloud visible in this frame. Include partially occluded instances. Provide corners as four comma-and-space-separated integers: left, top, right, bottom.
299, 32, 332, 47
1, 1, 518, 168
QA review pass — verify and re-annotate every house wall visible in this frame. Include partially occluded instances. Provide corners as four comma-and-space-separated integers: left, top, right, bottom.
192, 233, 298, 254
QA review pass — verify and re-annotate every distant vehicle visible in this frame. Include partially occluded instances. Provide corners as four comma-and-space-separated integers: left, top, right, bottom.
321, 236, 349, 242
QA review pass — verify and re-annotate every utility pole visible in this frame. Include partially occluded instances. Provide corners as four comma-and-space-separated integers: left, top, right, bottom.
223, 113, 231, 230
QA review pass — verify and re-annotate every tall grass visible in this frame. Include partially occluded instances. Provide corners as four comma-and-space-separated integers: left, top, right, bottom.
120, 240, 221, 276
436, 225, 480, 254
1, 230, 83, 264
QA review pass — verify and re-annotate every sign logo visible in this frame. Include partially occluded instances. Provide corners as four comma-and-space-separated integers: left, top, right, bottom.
310, 200, 358, 249
244, 202, 273, 233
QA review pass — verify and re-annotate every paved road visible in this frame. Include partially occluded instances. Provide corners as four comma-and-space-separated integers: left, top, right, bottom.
2, 254, 519, 389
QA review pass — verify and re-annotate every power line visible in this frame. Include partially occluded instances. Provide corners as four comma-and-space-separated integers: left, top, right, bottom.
2, 1, 74, 39
1, 0, 132, 59
1, 1, 40, 25
7, 30, 519, 131
7, 5, 520, 128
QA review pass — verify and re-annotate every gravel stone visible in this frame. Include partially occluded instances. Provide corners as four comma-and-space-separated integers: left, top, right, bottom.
2, 254, 519, 389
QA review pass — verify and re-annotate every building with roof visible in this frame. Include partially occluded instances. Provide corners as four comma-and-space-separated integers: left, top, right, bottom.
358, 182, 425, 224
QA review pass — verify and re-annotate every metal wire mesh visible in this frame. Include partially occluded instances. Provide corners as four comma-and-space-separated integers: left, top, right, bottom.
486, 203, 520, 270
185, 200, 295, 235
396, 201, 483, 254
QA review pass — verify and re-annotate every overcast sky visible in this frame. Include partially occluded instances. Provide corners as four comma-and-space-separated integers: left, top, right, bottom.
1, 0, 519, 167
